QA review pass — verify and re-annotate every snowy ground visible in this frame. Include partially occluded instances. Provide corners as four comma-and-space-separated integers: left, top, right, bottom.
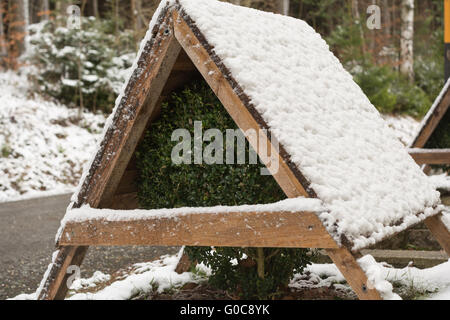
11, 250, 450, 300
0, 71, 105, 202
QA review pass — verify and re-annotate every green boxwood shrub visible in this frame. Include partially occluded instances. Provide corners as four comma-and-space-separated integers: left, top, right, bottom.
136, 81, 311, 299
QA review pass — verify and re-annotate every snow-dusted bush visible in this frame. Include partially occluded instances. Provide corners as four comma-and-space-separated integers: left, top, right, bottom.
26, 17, 135, 113
136, 82, 311, 299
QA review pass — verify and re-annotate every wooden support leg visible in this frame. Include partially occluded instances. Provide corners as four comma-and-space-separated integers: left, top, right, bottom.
37, 246, 88, 300
326, 247, 382, 300
425, 213, 450, 256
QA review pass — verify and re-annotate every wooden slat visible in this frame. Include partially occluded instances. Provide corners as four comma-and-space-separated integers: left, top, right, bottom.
37, 8, 181, 300
325, 248, 382, 300
411, 87, 450, 148
408, 148, 450, 165
59, 210, 339, 248
425, 213, 450, 256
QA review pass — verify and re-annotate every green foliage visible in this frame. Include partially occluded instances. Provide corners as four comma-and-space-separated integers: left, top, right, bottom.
1, 144, 11, 158
26, 17, 135, 113
187, 247, 310, 299
414, 29, 445, 101
136, 81, 311, 299
353, 65, 431, 117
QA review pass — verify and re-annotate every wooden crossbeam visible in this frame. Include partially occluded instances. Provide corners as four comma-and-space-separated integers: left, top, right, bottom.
408, 148, 450, 165
59, 209, 339, 249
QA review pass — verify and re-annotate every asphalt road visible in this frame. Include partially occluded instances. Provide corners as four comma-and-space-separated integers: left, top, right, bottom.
0, 194, 179, 300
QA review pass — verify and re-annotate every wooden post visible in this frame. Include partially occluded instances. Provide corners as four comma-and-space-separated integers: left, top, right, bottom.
326, 248, 382, 300
425, 213, 450, 256
37, 10, 181, 300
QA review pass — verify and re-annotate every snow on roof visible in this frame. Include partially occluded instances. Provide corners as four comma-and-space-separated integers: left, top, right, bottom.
62, 198, 324, 224
176, 0, 441, 250
67, 0, 442, 251
410, 77, 450, 147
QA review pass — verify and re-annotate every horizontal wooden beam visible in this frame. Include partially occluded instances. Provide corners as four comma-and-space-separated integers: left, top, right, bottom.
408, 148, 450, 165
59, 210, 338, 248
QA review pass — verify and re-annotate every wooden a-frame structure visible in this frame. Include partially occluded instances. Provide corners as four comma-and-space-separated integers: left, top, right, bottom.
408, 79, 450, 167
37, 1, 450, 300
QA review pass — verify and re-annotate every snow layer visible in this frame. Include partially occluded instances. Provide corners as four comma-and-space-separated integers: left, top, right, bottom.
0, 71, 105, 202
176, 0, 440, 250
67, 250, 207, 300
13, 252, 450, 300
291, 256, 450, 300
62, 197, 324, 224
429, 173, 450, 191
382, 115, 419, 146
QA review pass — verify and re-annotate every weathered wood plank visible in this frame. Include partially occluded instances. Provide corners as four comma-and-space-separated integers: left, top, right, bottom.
408, 148, 450, 165
59, 210, 338, 248
425, 213, 450, 256
325, 248, 382, 300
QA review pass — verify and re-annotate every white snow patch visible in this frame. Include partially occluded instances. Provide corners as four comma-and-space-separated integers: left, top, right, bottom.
382, 115, 420, 146
357, 255, 401, 300
0, 71, 105, 203
70, 271, 111, 291
67, 252, 206, 300
291, 255, 450, 300
429, 174, 450, 191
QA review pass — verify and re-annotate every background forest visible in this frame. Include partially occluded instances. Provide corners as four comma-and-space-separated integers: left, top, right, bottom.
0, 0, 446, 117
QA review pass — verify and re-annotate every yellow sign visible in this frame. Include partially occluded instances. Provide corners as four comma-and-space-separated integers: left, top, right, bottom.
446, 0, 450, 43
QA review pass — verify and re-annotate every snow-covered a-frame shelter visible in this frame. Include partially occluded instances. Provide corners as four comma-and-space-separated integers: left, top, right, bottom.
408, 79, 450, 167
38, 0, 450, 300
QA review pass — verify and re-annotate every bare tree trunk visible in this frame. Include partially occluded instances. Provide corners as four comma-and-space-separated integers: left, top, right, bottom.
23, 0, 29, 52
400, 0, 414, 82
352, 0, 366, 56
0, 0, 7, 56
114, 0, 119, 36
383, 0, 391, 38
275, 0, 289, 14
281, 0, 289, 15
92, 0, 99, 18
40, 0, 49, 21
9, 0, 26, 57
